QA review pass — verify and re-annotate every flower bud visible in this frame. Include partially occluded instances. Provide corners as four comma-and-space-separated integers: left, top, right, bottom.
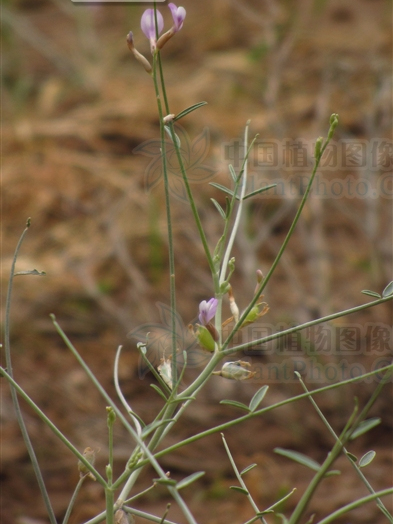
126, 32, 152, 74
213, 360, 255, 381
228, 285, 239, 323
254, 269, 264, 295
106, 406, 116, 427
78, 447, 97, 480
327, 113, 339, 140
198, 298, 218, 326
314, 136, 324, 159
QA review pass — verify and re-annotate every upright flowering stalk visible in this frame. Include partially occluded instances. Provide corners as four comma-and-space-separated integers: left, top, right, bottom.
127, 5, 186, 71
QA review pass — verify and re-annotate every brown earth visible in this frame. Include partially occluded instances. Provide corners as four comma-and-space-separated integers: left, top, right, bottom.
1, 0, 392, 523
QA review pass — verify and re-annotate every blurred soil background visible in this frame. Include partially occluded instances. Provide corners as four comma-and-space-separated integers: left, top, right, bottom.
1, 0, 392, 523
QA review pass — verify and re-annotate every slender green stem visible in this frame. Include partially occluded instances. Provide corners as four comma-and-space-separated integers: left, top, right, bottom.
296, 372, 392, 520
219, 124, 254, 286
3, 219, 57, 524
105, 487, 114, 524
223, 116, 338, 350
289, 370, 391, 524
146, 363, 393, 466
118, 407, 198, 524
157, 51, 170, 115
314, 489, 393, 524
225, 294, 393, 355
114, 345, 142, 435
0, 368, 106, 486
123, 506, 179, 524
156, 50, 216, 281
178, 350, 224, 399
62, 476, 86, 524
152, 49, 178, 383
288, 409, 357, 524
107, 408, 115, 478
221, 433, 266, 524
51, 315, 141, 439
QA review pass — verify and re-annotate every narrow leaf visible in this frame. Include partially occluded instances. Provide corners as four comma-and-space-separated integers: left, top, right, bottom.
220, 399, 251, 412
150, 384, 168, 401
173, 101, 207, 122
240, 463, 258, 476
243, 184, 278, 200
274, 448, 321, 472
382, 281, 393, 297
350, 417, 381, 440
229, 164, 237, 182
128, 410, 145, 429
249, 385, 269, 412
361, 290, 381, 298
211, 198, 226, 219
230, 486, 249, 495
325, 470, 341, 477
177, 471, 205, 490
359, 450, 376, 468
209, 182, 236, 198
265, 488, 296, 511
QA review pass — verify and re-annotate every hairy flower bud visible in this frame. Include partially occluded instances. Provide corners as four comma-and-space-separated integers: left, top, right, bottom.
213, 360, 255, 381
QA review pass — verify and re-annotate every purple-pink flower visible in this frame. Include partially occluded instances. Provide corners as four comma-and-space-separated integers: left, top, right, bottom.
168, 3, 186, 32
141, 9, 164, 52
198, 298, 218, 326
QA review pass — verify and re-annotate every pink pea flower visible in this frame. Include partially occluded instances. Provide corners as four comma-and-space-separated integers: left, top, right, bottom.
198, 298, 218, 326
157, 3, 186, 50
141, 9, 164, 53
168, 3, 186, 32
